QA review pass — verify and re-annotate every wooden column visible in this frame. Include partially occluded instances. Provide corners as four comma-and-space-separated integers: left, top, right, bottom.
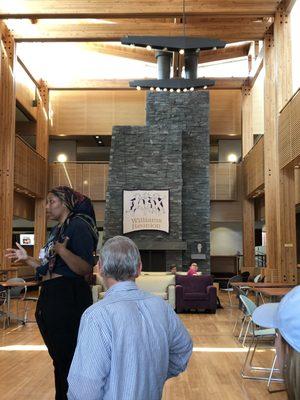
275, 8, 296, 283
34, 81, 49, 259
263, 6, 294, 282
241, 84, 255, 272
264, 27, 281, 282
0, 23, 16, 268
242, 84, 253, 157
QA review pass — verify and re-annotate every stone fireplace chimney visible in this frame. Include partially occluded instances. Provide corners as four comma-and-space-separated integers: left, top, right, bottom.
104, 91, 210, 273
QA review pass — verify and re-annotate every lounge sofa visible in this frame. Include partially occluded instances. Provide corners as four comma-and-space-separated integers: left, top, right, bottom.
136, 273, 175, 308
92, 272, 176, 308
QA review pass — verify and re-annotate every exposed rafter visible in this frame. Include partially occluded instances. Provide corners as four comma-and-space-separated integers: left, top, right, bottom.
8, 18, 273, 42
0, 0, 281, 19
84, 42, 251, 64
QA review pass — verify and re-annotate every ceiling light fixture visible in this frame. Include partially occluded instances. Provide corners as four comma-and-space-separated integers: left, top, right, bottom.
121, 0, 226, 92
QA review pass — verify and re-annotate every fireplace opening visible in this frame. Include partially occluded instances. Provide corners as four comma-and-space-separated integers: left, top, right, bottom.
140, 250, 166, 272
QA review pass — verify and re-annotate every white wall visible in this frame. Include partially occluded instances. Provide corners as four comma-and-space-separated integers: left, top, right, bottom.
210, 222, 243, 255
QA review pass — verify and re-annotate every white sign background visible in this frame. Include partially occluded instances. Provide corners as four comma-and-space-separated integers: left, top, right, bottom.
123, 190, 169, 234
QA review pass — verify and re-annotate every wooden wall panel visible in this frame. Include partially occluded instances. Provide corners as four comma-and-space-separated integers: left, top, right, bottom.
13, 192, 35, 220
295, 167, 300, 205
211, 164, 242, 222
210, 90, 242, 136
210, 163, 237, 201
93, 201, 106, 222
49, 162, 108, 201
49, 89, 242, 137
0, 24, 16, 268
243, 136, 264, 197
15, 60, 37, 120
14, 136, 46, 198
49, 90, 147, 135
251, 69, 265, 136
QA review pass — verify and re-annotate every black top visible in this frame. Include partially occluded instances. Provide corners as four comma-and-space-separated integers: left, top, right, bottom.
50, 217, 95, 278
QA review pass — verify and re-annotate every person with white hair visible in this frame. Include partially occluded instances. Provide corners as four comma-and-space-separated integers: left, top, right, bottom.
67, 235, 193, 400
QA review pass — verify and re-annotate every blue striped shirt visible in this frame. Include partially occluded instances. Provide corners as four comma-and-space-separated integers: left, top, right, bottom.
68, 281, 193, 400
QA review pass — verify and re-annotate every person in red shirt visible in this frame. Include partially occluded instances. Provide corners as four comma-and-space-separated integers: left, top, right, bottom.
187, 262, 198, 276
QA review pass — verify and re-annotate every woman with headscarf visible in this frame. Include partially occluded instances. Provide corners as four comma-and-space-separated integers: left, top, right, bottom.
6, 186, 99, 400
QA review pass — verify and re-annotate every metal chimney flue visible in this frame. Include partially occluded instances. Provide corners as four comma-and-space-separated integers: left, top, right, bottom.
184, 51, 198, 80
155, 51, 172, 79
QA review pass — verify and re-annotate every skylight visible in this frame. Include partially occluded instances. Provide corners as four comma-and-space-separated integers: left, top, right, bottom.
198, 57, 249, 78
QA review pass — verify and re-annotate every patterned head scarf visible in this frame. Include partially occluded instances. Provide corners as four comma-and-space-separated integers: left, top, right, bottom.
49, 186, 99, 249
37, 186, 98, 276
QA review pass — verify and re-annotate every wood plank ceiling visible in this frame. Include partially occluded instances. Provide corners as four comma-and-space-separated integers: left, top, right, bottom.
0, 0, 283, 89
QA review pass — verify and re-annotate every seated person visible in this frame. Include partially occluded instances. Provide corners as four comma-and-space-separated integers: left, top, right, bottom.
167, 264, 177, 275
187, 262, 199, 276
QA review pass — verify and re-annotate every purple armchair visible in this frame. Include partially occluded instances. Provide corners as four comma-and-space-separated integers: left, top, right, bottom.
175, 275, 217, 313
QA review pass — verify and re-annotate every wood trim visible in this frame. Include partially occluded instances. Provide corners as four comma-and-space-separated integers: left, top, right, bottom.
0, 1, 280, 19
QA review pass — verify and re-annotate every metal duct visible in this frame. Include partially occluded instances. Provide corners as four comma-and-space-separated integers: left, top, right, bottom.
155, 51, 172, 79
184, 51, 198, 80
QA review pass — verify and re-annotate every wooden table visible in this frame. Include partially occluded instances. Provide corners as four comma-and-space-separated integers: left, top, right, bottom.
0, 280, 38, 327
230, 281, 296, 305
253, 287, 292, 299
0, 268, 18, 280
231, 281, 296, 289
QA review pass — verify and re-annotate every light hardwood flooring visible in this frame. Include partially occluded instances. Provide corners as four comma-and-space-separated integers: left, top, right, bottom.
0, 293, 287, 400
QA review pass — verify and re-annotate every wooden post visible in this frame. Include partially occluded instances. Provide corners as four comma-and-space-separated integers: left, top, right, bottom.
34, 81, 49, 259
0, 23, 16, 268
279, 167, 297, 283
263, 7, 294, 282
274, 9, 296, 283
263, 27, 281, 282
241, 84, 255, 273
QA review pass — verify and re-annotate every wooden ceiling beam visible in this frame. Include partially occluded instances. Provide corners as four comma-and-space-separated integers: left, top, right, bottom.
0, 0, 280, 19
85, 42, 251, 64
48, 77, 245, 90
199, 43, 251, 63
11, 19, 272, 42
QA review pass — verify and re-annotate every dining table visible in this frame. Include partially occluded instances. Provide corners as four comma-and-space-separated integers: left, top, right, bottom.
252, 286, 292, 302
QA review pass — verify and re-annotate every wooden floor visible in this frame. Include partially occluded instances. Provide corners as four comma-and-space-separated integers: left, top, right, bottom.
0, 293, 287, 400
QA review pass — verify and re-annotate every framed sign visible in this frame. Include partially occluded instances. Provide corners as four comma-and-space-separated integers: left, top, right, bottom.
123, 190, 169, 234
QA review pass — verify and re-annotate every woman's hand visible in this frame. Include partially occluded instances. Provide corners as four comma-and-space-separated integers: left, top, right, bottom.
53, 237, 69, 256
5, 243, 28, 262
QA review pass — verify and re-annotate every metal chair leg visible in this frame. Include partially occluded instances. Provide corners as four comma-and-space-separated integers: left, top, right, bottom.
242, 319, 252, 347
228, 290, 232, 306
238, 316, 246, 341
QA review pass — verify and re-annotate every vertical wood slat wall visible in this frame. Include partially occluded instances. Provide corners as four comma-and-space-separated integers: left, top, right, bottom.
243, 137, 264, 197
210, 163, 237, 201
49, 163, 109, 201
14, 136, 46, 198
0, 24, 16, 268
